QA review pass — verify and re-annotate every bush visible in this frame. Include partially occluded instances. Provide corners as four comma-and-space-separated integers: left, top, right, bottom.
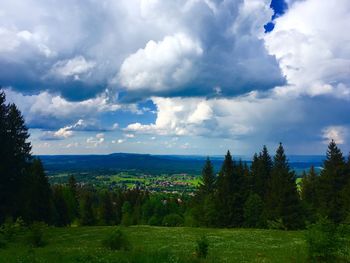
195, 236, 209, 259
267, 218, 286, 230
0, 218, 17, 241
0, 235, 7, 249
148, 216, 161, 226
27, 222, 47, 247
162, 213, 183, 227
305, 217, 350, 262
102, 228, 131, 251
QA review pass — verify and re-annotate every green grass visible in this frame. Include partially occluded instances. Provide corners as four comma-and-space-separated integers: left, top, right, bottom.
0, 226, 307, 263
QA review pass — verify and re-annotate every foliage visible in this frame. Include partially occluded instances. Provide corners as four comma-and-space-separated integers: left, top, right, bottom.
27, 222, 47, 247
244, 193, 264, 228
101, 228, 131, 251
162, 213, 184, 227
195, 235, 209, 259
305, 217, 350, 262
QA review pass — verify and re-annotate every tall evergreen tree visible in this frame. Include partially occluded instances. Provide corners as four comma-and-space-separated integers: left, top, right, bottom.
0, 91, 32, 222
80, 192, 96, 226
193, 158, 217, 226
24, 159, 52, 223
216, 151, 245, 226
300, 166, 320, 223
318, 140, 346, 223
67, 175, 79, 219
198, 157, 216, 195
266, 143, 303, 229
52, 185, 71, 226
99, 191, 114, 225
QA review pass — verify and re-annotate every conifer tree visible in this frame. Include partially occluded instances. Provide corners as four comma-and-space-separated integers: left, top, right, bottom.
24, 159, 52, 223
318, 140, 346, 223
266, 143, 303, 229
0, 91, 32, 222
198, 157, 216, 195
216, 151, 245, 226
80, 192, 96, 226
301, 166, 319, 219
193, 158, 217, 226
99, 191, 114, 225
67, 175, 79, 219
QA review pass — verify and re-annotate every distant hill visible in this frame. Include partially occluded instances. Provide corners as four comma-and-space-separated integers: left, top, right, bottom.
38, 153, 325, 176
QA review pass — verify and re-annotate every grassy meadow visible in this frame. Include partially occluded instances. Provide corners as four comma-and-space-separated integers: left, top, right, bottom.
0, 226, 307, 263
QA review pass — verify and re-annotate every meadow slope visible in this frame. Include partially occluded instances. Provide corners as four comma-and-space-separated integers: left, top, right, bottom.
0, 226, 307, 263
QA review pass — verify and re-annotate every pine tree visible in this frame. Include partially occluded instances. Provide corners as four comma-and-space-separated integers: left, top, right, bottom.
301, 166, 319, 219
318, 140, 346, 223
266, 143, 303, 229
215, 151, 245, 227
67, 175, 79, 219
99, 191, 114, 225
80, 192, 96, 226
24, 159, 52, 223
0, 91, 32, 222
193, 157, 217, 226
198, 157, 216, 195
52, 185, 71, 226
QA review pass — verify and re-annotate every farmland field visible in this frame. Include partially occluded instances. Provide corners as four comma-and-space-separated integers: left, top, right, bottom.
0, 226, 307, 263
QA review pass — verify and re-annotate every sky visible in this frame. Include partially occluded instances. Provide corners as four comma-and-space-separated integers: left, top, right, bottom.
1, 0, 350, 156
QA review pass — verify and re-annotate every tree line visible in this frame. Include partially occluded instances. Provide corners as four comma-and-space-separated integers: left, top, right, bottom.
1, 90, 350, 230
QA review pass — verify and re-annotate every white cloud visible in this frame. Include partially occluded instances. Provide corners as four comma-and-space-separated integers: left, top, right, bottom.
87, 133, 105, 147
124, 133, 135, 138
4, 88, 120, 127
125, 94, 303, 138
118, 33, 203, 92
264, 0, 350, 99
50, 56, 96, 80
322, 126, 347, 145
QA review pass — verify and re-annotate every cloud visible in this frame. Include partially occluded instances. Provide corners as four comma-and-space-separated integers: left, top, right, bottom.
86, 133, 105, 147
264, 0, 350, 99
119, 33, 203, 93
0, 0, 284, 101
4, 88, 120, 129
322, 126, 347, 145
49, 56, 96, 80
125, 94, 303, 138
39, 119, 102, 140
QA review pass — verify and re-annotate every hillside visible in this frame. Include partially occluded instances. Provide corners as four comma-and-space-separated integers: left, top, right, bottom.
38, 153, 324, 176
0, 226, 307, 263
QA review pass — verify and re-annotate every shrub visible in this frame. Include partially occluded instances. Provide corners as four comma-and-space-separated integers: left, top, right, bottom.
27, 222, 47, 247
267, 218, 286, 230
195, 236, 209, 259
0, 218, 16, 241
162, 213, 184, 227
102, 228, 131, 251
0, 235, 6, 249
148, 216, 161, 226
305, 217, 350, 262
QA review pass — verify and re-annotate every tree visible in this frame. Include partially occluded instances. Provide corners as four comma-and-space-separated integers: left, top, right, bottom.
0, 91, 32, 222
24, 159, 52, 223
67, 175, 79, 220
244, 193, 264, 228
99, 191, 115, 225
253, 146, 272, 200
198, 157, 216, 195
266, 143, 303, 229
80, 192, 96, 226
52, 185, 71, 226
318, 140, 346, 223
301, 166, 319, 221
216, 151, 245, 227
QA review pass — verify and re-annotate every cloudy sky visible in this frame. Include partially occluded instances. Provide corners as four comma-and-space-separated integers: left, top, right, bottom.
1, 0, 350, 156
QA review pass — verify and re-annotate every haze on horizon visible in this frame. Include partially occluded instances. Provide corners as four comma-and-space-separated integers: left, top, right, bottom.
1, 0, 349, 156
